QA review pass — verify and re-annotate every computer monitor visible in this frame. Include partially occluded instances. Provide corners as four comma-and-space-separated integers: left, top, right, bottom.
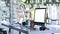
34, 8, 46, 26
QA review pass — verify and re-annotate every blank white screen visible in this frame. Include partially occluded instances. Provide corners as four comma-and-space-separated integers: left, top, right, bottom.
34, 9, 45, 22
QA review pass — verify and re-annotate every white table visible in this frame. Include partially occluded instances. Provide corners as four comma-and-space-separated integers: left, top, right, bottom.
29, 25, 60, 34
